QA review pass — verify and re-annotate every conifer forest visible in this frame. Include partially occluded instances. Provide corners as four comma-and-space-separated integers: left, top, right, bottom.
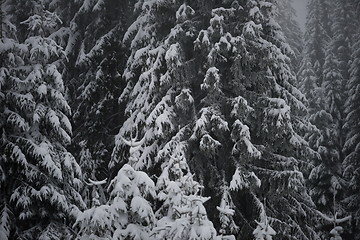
1, 0, 360, 239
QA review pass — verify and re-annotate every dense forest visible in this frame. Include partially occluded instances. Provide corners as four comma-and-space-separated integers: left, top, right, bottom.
1, 0, 360, 239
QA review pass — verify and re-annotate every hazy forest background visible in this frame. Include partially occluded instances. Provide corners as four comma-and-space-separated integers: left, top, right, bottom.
1, 0, 360, 239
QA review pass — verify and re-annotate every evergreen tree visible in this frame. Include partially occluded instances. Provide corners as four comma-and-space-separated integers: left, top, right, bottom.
273, 0, 304, 72
302, 0, 332, 88
252, 203, 276, 240
74, 164, 156, 240
299, 0, 358, 238
4, 0, 360, 239
297, 56, 323, 113
216, 182, 238, 236
112, 0, 190, 170
114, 0, 320, 239
307, 0, 355, 212
297, 0, 333, 151
152, 144, 219, 239
0, 0, 85, 238
308, 48, 346, 213
343, 18, 360, 240
192, 1, 319, 238
113, 1, 222, 238
60, 0, 133, 184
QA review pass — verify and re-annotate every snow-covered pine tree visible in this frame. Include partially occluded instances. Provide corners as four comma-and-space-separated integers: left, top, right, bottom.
302, 0, 332, 88
150, 82, 220, 238
58, 0, 134, 184
73, 178, 111, 240
343, 6, 360, 238
74, 164, 156, 239
190, 1, 319, 239
109, 164, 156, 239
152, 145, 219, 239
308, 46, 346, 210
314, 192, 352, 240
297, 0, 334, 155
273, 0, 304, 72
114, 0, 320, 239
329, 0, 356, 81
307, 0, 356, 212
0, 2, 22, 238
113, 1, 221, 238
0, 1, 85, 238
299, 1, 359, 237
252, 200, 276, 240
112, 0, 190, 170
216, 181, 238, 237
297, 56, 323, 114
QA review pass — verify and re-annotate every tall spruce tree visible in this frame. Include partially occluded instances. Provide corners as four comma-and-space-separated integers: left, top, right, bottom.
273, 0, 304, 72
112, 1, 222, 238
343, 3, 360, 238
63, 0, 132, 186
307, 0, 355, 213
113, 0, 320, 239
191, 1, 319, 238
299, 0, 360, 238
308, 46, 346, 214
302, 0, 332, 89
0, 0, 85, 238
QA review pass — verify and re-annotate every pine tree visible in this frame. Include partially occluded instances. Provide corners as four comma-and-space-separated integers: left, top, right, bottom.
308, 48, 345, 211
152, 145, 219, 239
74, 164, 156, 240
273, 0, 304, 72
113, 1, 222, 238
0, 1, 85, 238
216, 182, 238, 237
308, 0, 356, 209
73, 179, 110, 239
0, 2, 21, 238
111, 0, 189, 170
57, 0, 133, 184
114, 0, 320, 239
192, 1, 319, 238
343, 16, 360, 239
298, 1, 335, 161
252, 202, 276, 240
299, 1, 359, 238
297, 56, 323, 113
302, 0, 332, 88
